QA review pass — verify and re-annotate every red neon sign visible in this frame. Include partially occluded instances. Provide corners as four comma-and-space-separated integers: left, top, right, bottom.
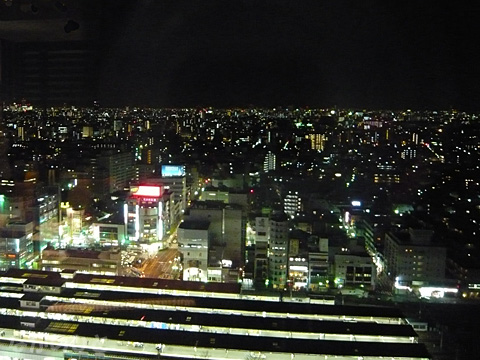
133, 185, 162, 197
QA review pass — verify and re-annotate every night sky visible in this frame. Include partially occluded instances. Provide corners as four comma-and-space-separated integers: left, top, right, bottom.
3, 0, 480, 110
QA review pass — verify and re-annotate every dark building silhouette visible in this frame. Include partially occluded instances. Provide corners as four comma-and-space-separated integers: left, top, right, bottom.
0, 0, 102, 107
1, 40, 97, 107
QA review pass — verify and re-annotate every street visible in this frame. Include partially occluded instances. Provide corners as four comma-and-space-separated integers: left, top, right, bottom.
141, 248, 181, 279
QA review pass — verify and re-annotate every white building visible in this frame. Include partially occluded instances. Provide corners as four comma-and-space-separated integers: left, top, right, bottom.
124, 185, 172, 247
384, 228, 446, 286
187, 201, 245, 269
178, 219, 210, 282
288, 255, 309, 289
92, 223, 125, 247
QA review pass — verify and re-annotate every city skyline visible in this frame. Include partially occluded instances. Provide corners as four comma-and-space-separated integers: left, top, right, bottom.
1, 97, 480, 358
2, 3, 480, 359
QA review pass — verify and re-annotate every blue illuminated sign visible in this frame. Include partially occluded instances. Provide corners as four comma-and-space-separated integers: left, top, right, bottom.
161, 165, 185, 177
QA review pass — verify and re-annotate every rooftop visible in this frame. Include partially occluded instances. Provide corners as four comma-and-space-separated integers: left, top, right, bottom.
179, 219, 210, 231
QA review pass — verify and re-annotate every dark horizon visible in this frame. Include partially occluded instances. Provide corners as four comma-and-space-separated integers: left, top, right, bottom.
1, 1, 480, 111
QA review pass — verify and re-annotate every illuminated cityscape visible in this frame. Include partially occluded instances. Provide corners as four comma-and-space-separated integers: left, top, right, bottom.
2, 1, 480, 360
0, 104, 479, 358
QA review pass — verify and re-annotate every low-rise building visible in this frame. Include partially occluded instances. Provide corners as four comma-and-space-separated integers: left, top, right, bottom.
92, 222, 125, 247
0, 221, 34, 270
39, 247, 122, 275
334, 252, 376, 289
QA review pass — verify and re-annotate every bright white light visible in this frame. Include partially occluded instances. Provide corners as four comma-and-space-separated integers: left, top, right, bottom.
419, 286, 458, 299
394, 277, 412, 292
158, 201, 163, 241
135, 205, 140, 240
134, 185, 162, 197
289, 266, 308, 271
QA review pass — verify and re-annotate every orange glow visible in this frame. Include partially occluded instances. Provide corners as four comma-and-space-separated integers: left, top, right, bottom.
133, 185, 162, 197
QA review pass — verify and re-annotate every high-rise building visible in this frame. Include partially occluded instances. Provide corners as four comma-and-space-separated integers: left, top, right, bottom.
263, 151, 276, 172
0, 221, 34, 270
124, 185, 172, 248
178, 219, 209, 282
187, 201, 245, 269
0, 180, 36, 224
223, 205, 244, 267
268, 212, 289, 289
96, 151, 136, 194
160, 165, 187, 222
384, 228, 446, 286
305, 133, 326, 151
254, 217, 269, 284
188, 201, 223, 243
401, 146, 417, 160
35, 187, 60, 251
284, 190, 301, 219
87, 157, 110, 199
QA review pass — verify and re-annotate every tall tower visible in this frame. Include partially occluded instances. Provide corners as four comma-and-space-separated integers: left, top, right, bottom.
263, 151, 276, 172
284, 191, 301, 219
268, 212, 289, 289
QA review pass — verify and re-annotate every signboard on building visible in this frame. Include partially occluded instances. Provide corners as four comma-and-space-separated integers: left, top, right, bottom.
161, 165, 185, 177
131, 185, 162, 198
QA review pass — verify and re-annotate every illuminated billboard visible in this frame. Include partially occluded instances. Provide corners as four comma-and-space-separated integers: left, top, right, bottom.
161, 165, 185, 177
132, 185, 162, 197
